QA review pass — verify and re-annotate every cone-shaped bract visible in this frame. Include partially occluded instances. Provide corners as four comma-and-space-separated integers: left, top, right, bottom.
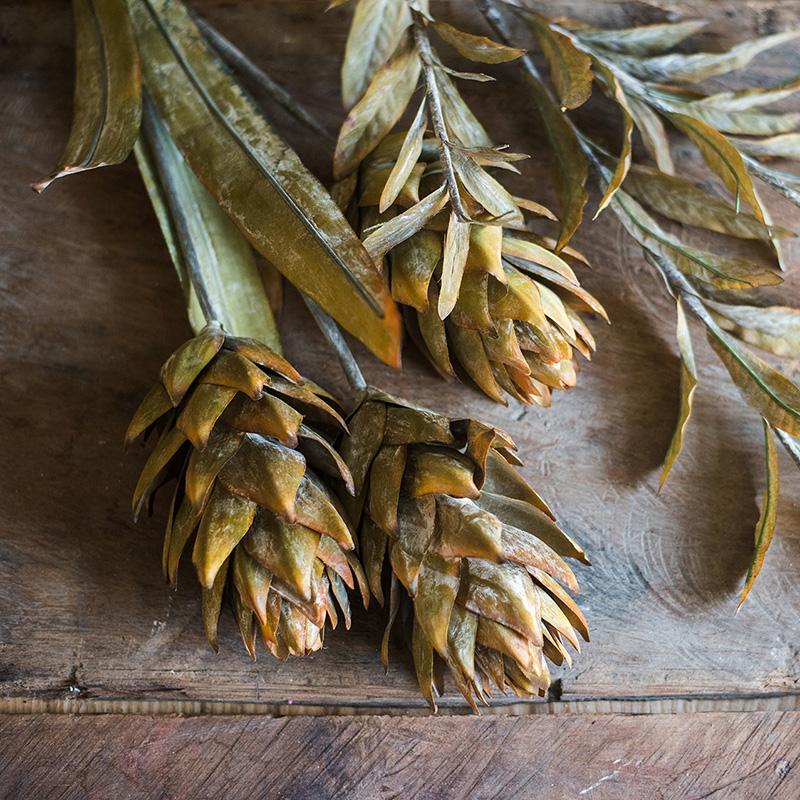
128, 323, 367, 658
340, 387, 589, 709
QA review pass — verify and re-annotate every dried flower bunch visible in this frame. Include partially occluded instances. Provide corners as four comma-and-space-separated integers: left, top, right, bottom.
478, 0, 800, 602
331, 0, 607, 406
34, 0, 591, 709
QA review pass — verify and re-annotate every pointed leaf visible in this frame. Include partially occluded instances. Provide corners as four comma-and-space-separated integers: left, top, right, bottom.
571, 20, 706, 55
739, 419, 779, 607
33, 0, 141, 191
707, 300, 800, 358
380, 98, 427, 212
438, 212, 471, 319
432, 21, 525, 64
130, 0, 402, 367
659, 298, 698, 489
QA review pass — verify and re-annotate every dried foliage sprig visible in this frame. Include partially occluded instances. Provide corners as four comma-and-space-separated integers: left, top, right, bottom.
479, 0, 800, 603
307, 300, 588, 711
35, 0, 402, 368
332, 0, 607, 407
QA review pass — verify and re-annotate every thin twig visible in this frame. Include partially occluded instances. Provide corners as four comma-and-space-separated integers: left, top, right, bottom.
140, 93, 223, 325
194, 15, 335, 144
302, 296, 368, 393
411, 9, 472, 222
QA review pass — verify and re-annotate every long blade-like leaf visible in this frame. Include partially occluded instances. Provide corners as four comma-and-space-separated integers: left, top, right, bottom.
738, 419, 779, 607
707, 300, 800, 358
569, 20, 707, 56
34, 0, 141, 191
136, 99, 280, 349
659, 298, 697, 489
130, 0, 402, 367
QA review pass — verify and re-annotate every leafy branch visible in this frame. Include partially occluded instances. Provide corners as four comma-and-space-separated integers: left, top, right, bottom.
479, 0, 800, 603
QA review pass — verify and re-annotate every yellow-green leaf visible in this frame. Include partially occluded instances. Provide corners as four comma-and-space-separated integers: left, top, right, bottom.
570, 20, 706, 56
438, 212, 471, 319
130, 0, 402, 367
34, 0, 141, 191
707, 300, 800, 358
659, 298, 697, 489
379, 98, 427, 212
669, 113, 765, 220
738, 419, 779, 607
629, 96, 674, 174
732, 133, 800, 161
624, 165, 793, 242
432, 21, 525, 64
524, 12, 592, 110
334, 35, 421, 178
708, 326, 800, 436
341, 0, 412, 109
614, 30, 800, 83
135, 105, 280, 349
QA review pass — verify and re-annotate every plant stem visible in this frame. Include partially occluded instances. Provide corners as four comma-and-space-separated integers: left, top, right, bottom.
194, 15, 335, 144
411, 9, 472, 222
303, 296, 368, 393
140, 93, 223, 325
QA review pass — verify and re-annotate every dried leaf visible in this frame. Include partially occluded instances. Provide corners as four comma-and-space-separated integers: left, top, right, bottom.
524, 11, 593, 110
131, 0, 402, 367
34, 0, 141, 191
519, 66, 588, 248
659, 298, 697, 489
613, 30, 800, 83
136, 106, 280, 348
570, 20, 706, 55
341, 0, 412, 109
739, 419, 779, 607
451, 150, 521, 222
593, 64, 633, 215
335, 36, 421, 178
673, 103, 800, 136
708, 326, 800, 436
623, 165, 792, 242
669, 113, 765, 220
380, 98, 427, 212
363, 184, 448, 261
629, 96, 674, 173
732, 133, 800, 161
692, 77, 800, 113
434, 66, 492, 147
707, 300, 800, 358
439, 212, 471, 319
432, 21, 525, 64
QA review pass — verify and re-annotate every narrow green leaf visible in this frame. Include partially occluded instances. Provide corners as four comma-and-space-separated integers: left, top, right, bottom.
623, 165, 793, 242
130, 0, 402, 367
659, 298, 697, 489
135, 105, 280, 349
434, 66, 492, 147
569, 20, 707, 56
34, 0, 141, 191
524, 11, 593, 110
613, 30, 800, 83
708, 326, 800, 436
341, 0, 412, 109
738, 419, 779, 608
707, 300, 800, 358
593, 64, 633, 215
669, 113, 766, 220
432, 21, 525, 64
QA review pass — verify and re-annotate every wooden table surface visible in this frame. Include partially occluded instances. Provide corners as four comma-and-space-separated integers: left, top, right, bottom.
3, 1, 800, 797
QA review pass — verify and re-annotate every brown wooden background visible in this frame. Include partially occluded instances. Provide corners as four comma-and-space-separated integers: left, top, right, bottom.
2, 1, 800, 797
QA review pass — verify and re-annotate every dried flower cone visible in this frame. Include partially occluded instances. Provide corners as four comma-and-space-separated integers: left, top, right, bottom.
351, 133, 606, 406
340, 387, 590, 710
126, 322, 368, 659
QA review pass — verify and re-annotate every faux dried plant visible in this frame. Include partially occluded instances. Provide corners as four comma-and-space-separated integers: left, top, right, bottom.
33, 0, 591, 708
479, 0, 800, 602
332, 0, 607, 406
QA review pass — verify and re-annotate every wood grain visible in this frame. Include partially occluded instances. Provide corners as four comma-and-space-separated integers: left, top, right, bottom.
1, 712, 799, 799
2, 0, 800, 715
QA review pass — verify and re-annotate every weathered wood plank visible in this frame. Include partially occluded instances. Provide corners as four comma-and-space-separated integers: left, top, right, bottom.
1, 712, 799, 799
1, 0, 800, 713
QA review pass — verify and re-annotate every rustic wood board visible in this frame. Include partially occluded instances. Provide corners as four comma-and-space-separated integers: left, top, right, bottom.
1, 712, 799, 799
2, 0, 800, 719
